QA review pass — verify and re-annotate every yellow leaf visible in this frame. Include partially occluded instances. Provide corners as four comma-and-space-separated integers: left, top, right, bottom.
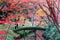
36, 9, 46, 16
19, 16, 25, 22
24, 19, 32, 26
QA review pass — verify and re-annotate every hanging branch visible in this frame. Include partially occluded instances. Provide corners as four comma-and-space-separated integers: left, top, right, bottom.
38, 4, 52, 23
46, 0, 60, 32
36, 0, 60, 32
41, 0, 59, 23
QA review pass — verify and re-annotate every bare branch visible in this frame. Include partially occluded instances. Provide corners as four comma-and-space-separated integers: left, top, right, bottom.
46, 0, 60, 32
38, 4, 52, 23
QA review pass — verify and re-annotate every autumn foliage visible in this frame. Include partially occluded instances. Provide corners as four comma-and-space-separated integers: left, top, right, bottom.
0, 0, 60, 40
